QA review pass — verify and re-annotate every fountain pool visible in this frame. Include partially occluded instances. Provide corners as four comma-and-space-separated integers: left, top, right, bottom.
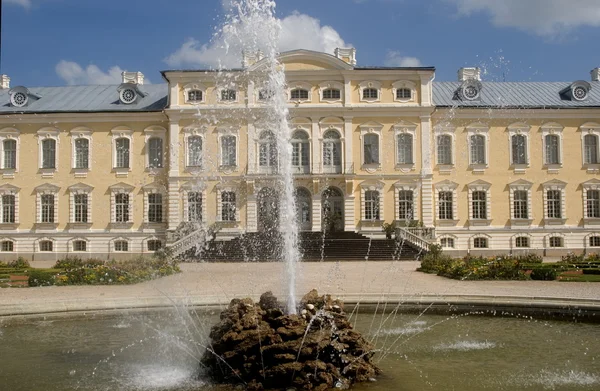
0, 308, 598, 390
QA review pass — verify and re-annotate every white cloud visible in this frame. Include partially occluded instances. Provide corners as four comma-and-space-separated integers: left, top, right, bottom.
55, 61, 151, 85
164, 11, 350, 69
5, 0, 32, 8
447, 0, 600, 37
384, 51, 422, 67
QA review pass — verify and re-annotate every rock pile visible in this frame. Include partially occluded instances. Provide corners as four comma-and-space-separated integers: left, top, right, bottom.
201, 290, 380, 390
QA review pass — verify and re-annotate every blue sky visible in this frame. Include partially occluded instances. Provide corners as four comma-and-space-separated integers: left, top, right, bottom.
3, 0, 600, 86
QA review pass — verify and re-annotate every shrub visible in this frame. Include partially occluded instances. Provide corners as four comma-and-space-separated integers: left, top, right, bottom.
8, 257, 30, 269
53, 257, 104, 270
28, 270, 57, 287
582, 268, 600, 275
561, 252, 585, 264
418, 245, 453, 274
530, 267, 557, 281
516, 253, 543, 264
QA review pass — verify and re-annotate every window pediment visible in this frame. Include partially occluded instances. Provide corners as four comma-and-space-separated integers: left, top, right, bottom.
582, 178, 600, 189
0, 184, 19, 193
542, 179, 567, 189
509, 179, 533, 190
467, 180, 491, 190
34, 183, 60, 193
109, 182, 134, 192
434, 180, 458, 191
68, 183, 93, 193
360, 180, 384, 191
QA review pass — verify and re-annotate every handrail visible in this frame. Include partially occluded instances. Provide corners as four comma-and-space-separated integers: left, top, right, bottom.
166, 229, 207, 258
396, 227, 432, 252
405, 227, 436, 240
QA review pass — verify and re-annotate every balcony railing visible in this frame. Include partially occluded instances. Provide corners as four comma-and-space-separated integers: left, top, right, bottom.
247, 162, 354, 175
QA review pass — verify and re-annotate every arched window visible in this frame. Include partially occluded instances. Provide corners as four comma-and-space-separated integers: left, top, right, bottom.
3, 139, 16, 169
511, 134, 527, 165
188, 192, 203, 222
397, 134, 413, 164
322, 88, 341, 100
148, 138, 163, 168
440, 237, 455, 248
364, 190, 380, 221
515, 236, 530, 248
42, 139, 56, 169
115, 138, 130, 168
364, 134, 379, 164
114, 240, 128, 252
73, 240, 87, 252
188, 90, 203, 102
258, 131, 278, 168
437, 135, 452, 165
290, 89, 309, 100
396, 88, 411, 100
545, 134, 560, 164
549, 236, 563, 248
322, 130, 341, 167
221, 136, 237, 166
221, 89, 237, 102
187, 136, 203, 167
147, 240, 162, 251
398, 190, 414, 221
1, 240, 13, 252
589, 236, 600, 247
294, 188, 311, 225
470, 134, 485, 165
291, 130, 310, 169
584, 134, 598, 164
362, 88, 378, 99
473, 237, 488, 248
39, 240, 53, 252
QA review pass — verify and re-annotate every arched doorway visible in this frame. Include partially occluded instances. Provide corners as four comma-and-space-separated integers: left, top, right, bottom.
321, 187, 344, 233
294, 187, 312, 231
257, 187, 280, 232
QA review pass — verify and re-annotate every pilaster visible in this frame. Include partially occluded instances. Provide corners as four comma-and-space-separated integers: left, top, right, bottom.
344, 196, 356, 232
312, 196, 322, 232
167, 179, 180, 231
344, 116, 353, 172
420, 115, 434, 227
311, 117, 320, 172
248, 123, 256, 174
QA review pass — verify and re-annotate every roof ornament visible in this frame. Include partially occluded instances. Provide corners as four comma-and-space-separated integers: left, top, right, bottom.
8, 86, 41, 108
117, 72, 147, 105
334, 48, 357, 66
456, 67, 482, 101
560, 80, 591, 102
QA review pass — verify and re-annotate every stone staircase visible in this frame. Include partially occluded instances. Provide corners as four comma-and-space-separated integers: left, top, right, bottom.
174, 231, 425, 262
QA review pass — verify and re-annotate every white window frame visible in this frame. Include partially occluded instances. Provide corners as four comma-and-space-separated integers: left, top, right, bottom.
434, 180, 458, 225
217, 184, 239, 223
218, 126, 239, 170
111, 237, 131, 253
109, 183, 134, 225
507, 123, 530, 173
546, 233, 566, 248
392, 80, 417, 103
318, 81, 343, 103
181, 184, 207, 224
359, 122, 383, 169
37, 127, 60, 178
183, 82, 207, 104
0, 238, 16, 252
360, 182, 384, 222
542, 179, 567, 225
541, 122, 564, 172
145, 237, 163, 252
466, 123, 489, 172
217, 87, 239, 104
434, 125, 455, 172
320, 127, 344, 174
111, 127, 134, 177
288, 82, 312, 103
580, 123, 600, 170
585, 233, 600, 249
69, 127, 92, 177
467, 180, 491, 225
582, 179, 600, 226
291, 128, 311, 174
68, 183, 93, 226
0, 127, 19, 177
144, 126, 166, 170
143, 184, 166, 225
70, 237, 89, 253
183, 125, 207, 171
439, 235, 457, 249
513, 234, 532, 249
509, 179, 533, 226
0, 184, 19, 225
35, 183, 60, 226
256, 129, 279, 173
394, 182, 418, 223
359, 80, 382, 103
36, 237, 55, 253
471, 234, 491, 250
393, 121, 417, 169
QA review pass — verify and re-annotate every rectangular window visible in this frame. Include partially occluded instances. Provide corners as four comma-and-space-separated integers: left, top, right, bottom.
587, 190, 600, 218
148, 138, 163, 168
397, 134, 413, 164
2, 195, 15, 223
589, 236, 600, 247
147, 240, 162, 251
221, 191, 236, 221
440, 237, 454, 248
363, 88, 378, 99
221, 89, 236, 101
545, 135, 560, 165
511, 134, 527, 165
221, 136, 237, 166
363, 134, 379, 164
73, 240, 86, 252
1, 241, 13, 252
364, 190, 380, 221
74, 194, 88, 223
114, 240, 128, 252
549, 237, 563, 248
75, 139, 89, 169
438, 191, 453, 220
470, 135, 485, 165
188, 192, 202, 222
323, 89, 341, 100
473, 237, 488, 248
39, 240, 53, 252
41, 194, 54, 223
187, 136, 203, 167
115, 138, 130, 168
515, 236, 529, 248
398, 190, 414, 221
42, 139, 56, 169
584, 135, 598, 164
3, 139, 16, 169
547, 190, 562, 219
291, 89, 309, 100
115, 193, 130, 223
471, 191, 487, 220
513, 190, 529, 219
148, 193, 163, 223
437, 135, 452, 165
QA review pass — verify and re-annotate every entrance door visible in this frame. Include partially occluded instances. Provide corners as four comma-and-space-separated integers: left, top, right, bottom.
257, 187, 279, 232
321, 187, 344, 233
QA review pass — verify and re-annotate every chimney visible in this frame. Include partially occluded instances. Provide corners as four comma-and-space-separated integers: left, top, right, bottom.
334, 48, 357, 66
121, 71, 144, 85
241, 50, 264, 68
0, 75, 10, 89
458, 67, 481, 82
591, 68, 600, 82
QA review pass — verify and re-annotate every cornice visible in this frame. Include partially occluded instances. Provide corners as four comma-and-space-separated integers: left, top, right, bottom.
432, 107, 600, 120
0, 111, 168, 124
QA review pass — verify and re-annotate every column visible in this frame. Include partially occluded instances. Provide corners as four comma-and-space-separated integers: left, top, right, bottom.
167, 120, 181, 232
420, 115, 434, 227
246, 181, 257, 232
247, 123, 256, 174
344, 116, 353, 173
311, 117, 320, 173
312, 196, 322, 232
344, 196, 356, 232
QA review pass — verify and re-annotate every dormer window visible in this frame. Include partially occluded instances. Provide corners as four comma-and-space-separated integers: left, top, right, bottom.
221, 89, 237, 102
573, 86, 588, 100
11, 92, 27, 107
9, 86, 40, 108
396, 88, 411, 100
188, 90, 203, 102
291, 88, 309, 100
363, 88, 378, 99
322, 88, 341, 100
561, 81, 591, 102
120, 88, 136, 104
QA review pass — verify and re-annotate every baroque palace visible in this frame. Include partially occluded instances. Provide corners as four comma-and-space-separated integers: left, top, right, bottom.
0, 48, 599, 260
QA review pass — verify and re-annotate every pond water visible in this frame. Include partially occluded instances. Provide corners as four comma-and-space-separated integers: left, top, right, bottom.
0, 309, 598, 390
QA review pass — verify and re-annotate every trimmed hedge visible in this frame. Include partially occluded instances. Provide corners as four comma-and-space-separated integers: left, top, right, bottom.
530, 267, 557, 281
583, 268, 600, 275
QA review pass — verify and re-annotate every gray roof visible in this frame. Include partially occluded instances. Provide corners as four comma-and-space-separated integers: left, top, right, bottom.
0, 84, 168, 114
433, 81, 600, 108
